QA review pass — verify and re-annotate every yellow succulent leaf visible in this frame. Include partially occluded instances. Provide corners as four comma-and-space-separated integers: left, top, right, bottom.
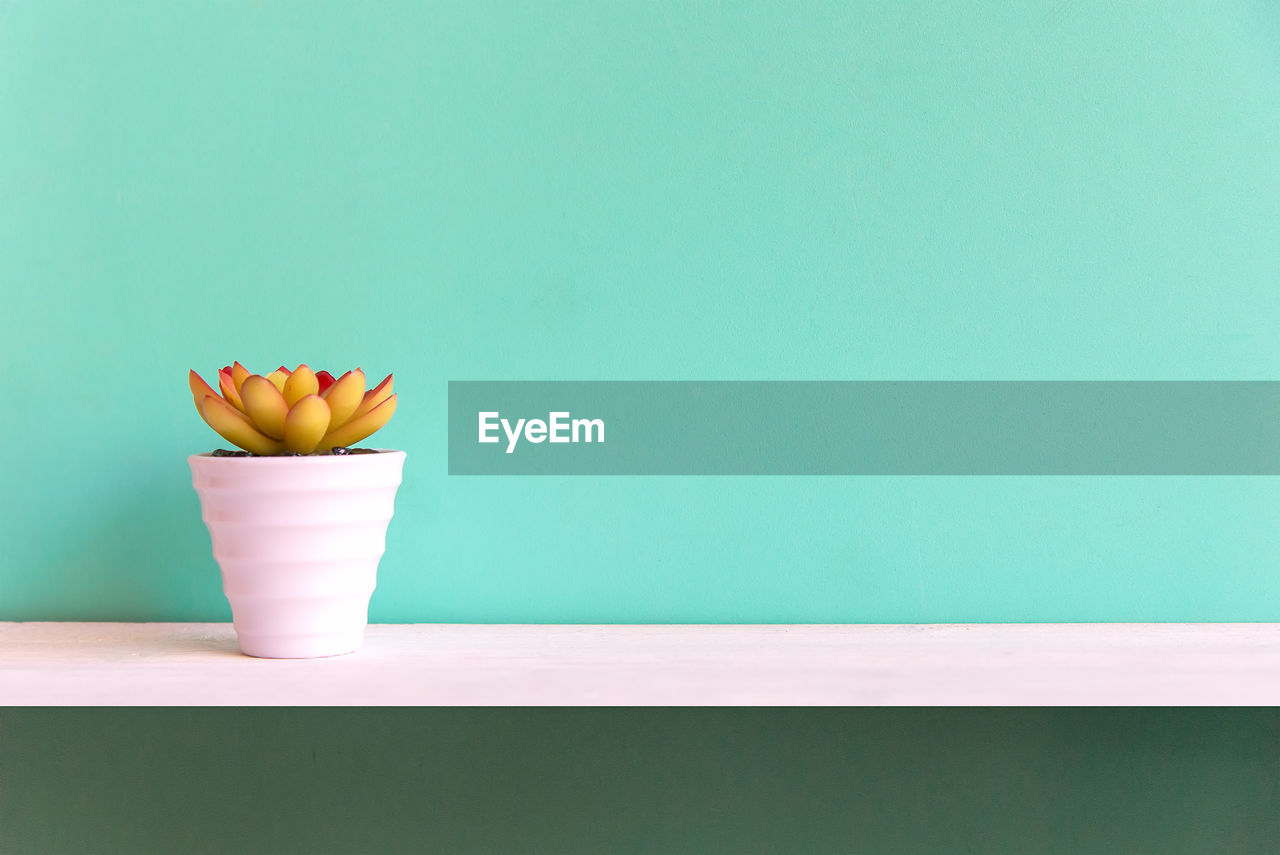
218, 370, 246, 412
265, 369, 289, 393
283, 364, 319, 407
190, 371, 220, 416
240, 375, 290, 440
189, 369, 220, 402
199, 394, 285, 455
231, 361, 250, 394
283, 394, 331, 454
321, 369, 366, 430
349, 373, 393, 423
318, 394, 396, 451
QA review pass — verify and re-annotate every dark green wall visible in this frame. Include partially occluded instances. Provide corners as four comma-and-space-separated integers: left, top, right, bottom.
3, 709, 1277, 854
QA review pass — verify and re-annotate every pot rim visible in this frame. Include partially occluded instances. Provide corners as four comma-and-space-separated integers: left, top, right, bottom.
189, 448, 405, 463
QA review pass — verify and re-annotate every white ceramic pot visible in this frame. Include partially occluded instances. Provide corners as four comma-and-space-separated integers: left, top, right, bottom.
189, 450, 406, 659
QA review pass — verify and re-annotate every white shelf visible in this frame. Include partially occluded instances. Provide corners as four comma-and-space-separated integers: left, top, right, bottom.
2, 622, 1278, 706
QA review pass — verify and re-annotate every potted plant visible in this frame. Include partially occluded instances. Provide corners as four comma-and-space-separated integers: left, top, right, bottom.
187, 363, 403, 659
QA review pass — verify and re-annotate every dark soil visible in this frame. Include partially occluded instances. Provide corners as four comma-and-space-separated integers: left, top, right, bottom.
210, 447, 380, 457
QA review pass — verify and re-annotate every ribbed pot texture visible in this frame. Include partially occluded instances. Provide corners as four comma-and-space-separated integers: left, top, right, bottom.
189, 451, 406, 658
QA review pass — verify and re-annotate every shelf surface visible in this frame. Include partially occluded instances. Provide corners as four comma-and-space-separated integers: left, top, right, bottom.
2, 622, 1278, 706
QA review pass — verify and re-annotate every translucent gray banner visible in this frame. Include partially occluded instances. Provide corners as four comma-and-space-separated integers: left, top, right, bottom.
447, 382, 1280, 475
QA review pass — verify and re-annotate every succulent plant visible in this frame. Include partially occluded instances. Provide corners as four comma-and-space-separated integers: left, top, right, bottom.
190, 363, 397, 455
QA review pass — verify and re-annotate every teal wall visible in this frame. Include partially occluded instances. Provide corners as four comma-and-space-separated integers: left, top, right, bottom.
2, 1, 1278, 621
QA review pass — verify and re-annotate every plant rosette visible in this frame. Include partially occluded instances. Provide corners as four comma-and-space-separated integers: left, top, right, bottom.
187, 363, 404, 659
